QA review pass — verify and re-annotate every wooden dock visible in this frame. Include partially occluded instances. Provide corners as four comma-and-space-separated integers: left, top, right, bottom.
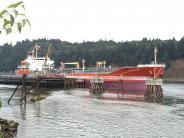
0, 73, 86, 103
0, 73, 81, 89
0, 73, 164, 103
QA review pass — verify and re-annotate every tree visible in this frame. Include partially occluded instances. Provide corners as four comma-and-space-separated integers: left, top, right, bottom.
0, 0, 30, 103
0, 1, 31, 35
0, 1, 30, 137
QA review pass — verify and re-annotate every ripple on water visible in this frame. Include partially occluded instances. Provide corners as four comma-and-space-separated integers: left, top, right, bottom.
0, 84, 184, 137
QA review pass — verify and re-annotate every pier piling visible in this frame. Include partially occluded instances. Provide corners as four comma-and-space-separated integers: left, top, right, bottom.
89, 77, 104, 98
145, 79, 163, 102
8, 79, 23, 104
21, 74, 27, 102
8, 74, 28, 104
75, 79, 84, 88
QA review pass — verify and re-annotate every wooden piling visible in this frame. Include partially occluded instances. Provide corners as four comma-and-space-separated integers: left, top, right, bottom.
117, 80, 124, 99
89, 77, 104, 98
8, 74, 27, 104
8, 79, 23, 104
34, 76, 41, 96
21, 74, 27, 102
75, 79, 84, 88
145, 79, 163, 102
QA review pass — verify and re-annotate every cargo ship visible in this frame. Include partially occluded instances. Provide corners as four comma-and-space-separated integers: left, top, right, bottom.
66, 64, 165, 101
16, 45, 165, 101
66, 47, 165, 101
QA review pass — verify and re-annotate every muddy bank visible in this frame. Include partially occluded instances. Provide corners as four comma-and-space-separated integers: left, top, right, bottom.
0, 118, 19, 138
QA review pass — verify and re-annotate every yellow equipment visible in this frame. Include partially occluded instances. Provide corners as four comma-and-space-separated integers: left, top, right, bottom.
44, 43, 52, 65
61, 62, 80, 69
96, 60, 106, 68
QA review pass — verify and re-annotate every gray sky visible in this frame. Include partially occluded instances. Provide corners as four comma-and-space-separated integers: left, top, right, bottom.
1, 0, 184, 45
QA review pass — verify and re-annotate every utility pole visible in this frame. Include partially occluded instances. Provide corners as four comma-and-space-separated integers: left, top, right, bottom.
103, 60, 106, 69
82, 59, 85, 72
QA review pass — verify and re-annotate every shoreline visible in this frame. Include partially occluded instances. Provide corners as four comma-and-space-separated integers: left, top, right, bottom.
0, 118, 19, 138
163, 78, 184, 84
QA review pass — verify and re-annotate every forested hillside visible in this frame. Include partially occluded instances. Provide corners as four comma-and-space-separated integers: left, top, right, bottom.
0, 37, 184, 72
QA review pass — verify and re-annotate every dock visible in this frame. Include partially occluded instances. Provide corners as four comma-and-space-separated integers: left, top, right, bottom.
0, 73, 81, 89
0, 72, 164, 103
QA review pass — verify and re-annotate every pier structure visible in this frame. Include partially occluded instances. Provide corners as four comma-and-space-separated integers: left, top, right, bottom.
0, 72, 164, 103
75, 78, 85, 88
8, 74, 27, 103
145, 79, 163, 102
0, 73, 86, 90
89, 77, 104, 98
66, 75, 164, 102
0, 73, 74, 103
0, 73, 65, 89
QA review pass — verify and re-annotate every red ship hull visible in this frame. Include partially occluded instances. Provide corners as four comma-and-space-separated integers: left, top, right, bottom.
67, 65, 165, 78
67, 65, 165, 101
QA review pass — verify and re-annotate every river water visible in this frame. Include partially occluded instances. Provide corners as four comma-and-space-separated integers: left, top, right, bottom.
0, 83, 184, 138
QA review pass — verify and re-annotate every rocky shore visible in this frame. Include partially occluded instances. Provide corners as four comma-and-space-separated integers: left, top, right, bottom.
0, 118, 19, 138
30, 94, 46, 102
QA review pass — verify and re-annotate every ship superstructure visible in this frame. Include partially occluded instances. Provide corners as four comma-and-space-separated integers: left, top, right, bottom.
16, 44, 54, 74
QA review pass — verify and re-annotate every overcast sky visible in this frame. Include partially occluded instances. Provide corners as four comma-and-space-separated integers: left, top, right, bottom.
1, 0, 184, 45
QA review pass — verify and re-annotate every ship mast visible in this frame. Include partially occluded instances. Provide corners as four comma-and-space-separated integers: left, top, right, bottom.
34, 44, 40, 58
154, 47, 158, 64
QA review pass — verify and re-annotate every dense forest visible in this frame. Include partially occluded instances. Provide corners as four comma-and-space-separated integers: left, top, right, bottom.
0, 37, 184, 72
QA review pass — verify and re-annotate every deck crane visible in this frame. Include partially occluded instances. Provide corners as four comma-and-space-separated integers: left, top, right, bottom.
44, 44, 52, 64
43, 43, 52, 70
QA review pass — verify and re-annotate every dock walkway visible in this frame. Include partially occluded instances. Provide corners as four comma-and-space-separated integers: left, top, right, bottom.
0, 73, 67, 89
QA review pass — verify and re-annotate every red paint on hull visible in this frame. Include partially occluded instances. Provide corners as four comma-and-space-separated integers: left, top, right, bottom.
110, 66, 164, 78
67, 65, 165, 78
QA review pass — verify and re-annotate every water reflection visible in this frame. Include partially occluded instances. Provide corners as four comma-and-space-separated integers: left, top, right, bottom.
162, 96, 184, 105
20, 103, 27, 120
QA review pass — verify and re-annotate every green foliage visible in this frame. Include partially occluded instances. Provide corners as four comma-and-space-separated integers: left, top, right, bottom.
17, 22, 22, 33
0, 10, 8, 18
10, 14, 14, 27
14, 10, 18, 17
7, 1, 24, 9
0, 1, 31, 34
0, 131, 3, 138
0, 38, 184, 72
5, 28, 12, 34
